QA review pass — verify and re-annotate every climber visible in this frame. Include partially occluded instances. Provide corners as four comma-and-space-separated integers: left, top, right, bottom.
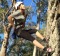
8, 1, 52, 52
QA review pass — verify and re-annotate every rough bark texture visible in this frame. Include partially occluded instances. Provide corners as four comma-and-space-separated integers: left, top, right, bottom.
0, 0, 16, 56
0, 13, 10, 56
46, 0, 60, 56
0, 26, 9, 56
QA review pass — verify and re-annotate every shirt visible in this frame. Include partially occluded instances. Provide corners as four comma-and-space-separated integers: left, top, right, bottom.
10, 10, 26, 29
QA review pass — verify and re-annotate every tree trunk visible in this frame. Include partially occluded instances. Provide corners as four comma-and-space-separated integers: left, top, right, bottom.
46, 0, 60, 56
0, 26, 9, 56
0, 13, 10, 56
32, 15, 40, 56
33, 46, 37, 56
0, 0, 16, 56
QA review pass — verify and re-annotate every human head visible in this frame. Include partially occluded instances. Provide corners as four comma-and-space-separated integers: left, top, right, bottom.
14, 1, 25, 10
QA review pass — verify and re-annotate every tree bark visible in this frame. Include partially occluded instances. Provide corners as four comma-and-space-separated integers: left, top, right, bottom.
0, 13, 9, 56
11, 0, 16, 6
46, 0, 60, 56
0, 0, 16, 56
0, 26, 9, 56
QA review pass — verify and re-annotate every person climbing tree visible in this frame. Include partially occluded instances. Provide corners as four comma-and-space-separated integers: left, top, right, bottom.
8, 1, 52, 52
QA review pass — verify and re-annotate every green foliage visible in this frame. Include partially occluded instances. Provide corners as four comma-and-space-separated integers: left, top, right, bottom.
7, 38, 34, 56
20, 41, 34, 56
0, 0, 8, 33
0, 8, 5, 13
0, 8, 4, 33
39, 28, 45, 35
0, 9, 4, 33
37, 0, 48, 22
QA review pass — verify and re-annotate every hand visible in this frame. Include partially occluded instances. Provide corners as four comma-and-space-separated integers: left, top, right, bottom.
7, 23, 12, 32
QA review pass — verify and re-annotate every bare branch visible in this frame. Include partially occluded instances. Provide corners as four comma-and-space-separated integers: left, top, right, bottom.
32, 0, 36, 3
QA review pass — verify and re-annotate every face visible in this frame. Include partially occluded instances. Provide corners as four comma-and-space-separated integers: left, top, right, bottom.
20, 3, 25, 10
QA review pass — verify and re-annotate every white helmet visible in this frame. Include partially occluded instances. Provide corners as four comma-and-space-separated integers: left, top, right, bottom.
14, 1, 23, 9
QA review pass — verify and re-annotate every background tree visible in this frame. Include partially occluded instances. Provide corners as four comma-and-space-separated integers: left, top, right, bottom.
46, 0, 60, 56
0, 0, 16, 56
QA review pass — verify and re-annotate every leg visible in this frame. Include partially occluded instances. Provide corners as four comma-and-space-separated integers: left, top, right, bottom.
26, 29, 45, 40
16, 30, 52, 52
35, 31, 44, 40
18, 30, 45, 49
33, 40, 44, 49
33, 40, 52, 52
27, 29, 47, 42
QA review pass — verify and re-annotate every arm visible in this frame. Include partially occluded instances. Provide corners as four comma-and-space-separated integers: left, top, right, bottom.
8, 15, 14, 27
8, 10, 19, 27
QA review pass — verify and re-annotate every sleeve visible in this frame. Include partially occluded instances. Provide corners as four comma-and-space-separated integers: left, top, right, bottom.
10, 10, 21, 17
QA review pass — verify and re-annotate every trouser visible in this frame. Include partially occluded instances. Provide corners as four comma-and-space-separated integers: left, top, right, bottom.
15, 29, 37, 42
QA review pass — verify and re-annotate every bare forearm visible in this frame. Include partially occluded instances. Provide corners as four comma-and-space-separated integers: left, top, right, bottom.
8, 15, 14, 26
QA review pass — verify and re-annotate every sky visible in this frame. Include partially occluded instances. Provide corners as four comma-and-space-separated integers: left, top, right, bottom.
0, 33, 4, 39
23, 0, 38, 26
